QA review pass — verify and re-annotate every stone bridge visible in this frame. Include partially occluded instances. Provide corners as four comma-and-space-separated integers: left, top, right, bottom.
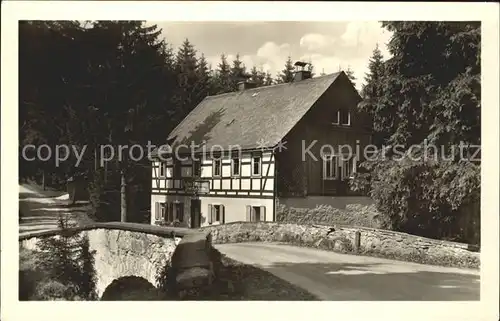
19, 222, 214, 298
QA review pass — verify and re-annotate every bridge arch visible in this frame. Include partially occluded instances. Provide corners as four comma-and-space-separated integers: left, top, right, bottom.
101, 276, 162, 300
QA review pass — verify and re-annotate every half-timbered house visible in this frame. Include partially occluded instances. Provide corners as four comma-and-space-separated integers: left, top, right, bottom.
150, 65, 373, 228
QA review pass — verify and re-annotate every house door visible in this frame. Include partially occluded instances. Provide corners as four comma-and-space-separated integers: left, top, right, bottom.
190, 199, 201, 228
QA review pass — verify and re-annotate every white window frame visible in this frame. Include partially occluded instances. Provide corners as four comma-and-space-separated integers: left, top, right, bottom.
332, 110, 340, 125
251, 155, 262, 177
322, 154, 339, 180
340, 155, 357, 179
213, 158, 222, 177
231, 157, 240, 177
323, 153, 357, 181
246, 205, 266, 222
340, 110, 351, 126
208, 204, 225, 225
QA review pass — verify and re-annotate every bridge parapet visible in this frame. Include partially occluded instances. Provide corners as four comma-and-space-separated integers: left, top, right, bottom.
19, 222, 214, 299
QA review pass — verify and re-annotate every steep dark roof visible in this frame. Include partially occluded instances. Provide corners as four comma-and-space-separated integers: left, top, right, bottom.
165, 72, 342, 154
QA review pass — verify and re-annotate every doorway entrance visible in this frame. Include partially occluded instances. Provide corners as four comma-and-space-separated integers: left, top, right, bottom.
190, 199, 201, 228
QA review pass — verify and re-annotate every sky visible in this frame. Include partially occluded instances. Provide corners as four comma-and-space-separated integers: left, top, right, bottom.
150, 21, 393, 89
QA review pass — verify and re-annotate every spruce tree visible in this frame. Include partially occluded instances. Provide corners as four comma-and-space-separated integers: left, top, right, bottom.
230, 53, 247, 90
263, 71, 274, 86
359, 43, 387, 146
276, 56, 295, 84
213, 54, 232, 94
195, 53, 211, 101
250, 66, 265, 87
345, 66, 356, 87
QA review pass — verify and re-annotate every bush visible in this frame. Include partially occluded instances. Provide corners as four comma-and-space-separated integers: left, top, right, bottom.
34, 279, 81, 300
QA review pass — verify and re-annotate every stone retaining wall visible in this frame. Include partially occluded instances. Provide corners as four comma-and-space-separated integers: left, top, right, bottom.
200, 222, 480, 269
276, 203, 385, 229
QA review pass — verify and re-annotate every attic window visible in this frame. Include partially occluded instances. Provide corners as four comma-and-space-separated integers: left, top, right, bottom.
332, 110, 351, 126
332, 111, 340, 125
340, 110, 351, 126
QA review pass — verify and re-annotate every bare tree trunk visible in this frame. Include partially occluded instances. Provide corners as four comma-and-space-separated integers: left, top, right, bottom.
120, 167, 127, 222
104, 159, 108, 185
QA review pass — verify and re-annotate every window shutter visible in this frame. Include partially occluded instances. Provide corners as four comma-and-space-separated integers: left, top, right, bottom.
246, 205, 251, 222
221, 205, 225, 224
251, 207, 256, 222
260, 206, 266, 222
155, 202, 160, 220
208, 204, 213, 224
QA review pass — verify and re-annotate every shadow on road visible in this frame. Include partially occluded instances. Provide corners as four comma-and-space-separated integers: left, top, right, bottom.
19, 188, 92, 236
257, 261, 480, 301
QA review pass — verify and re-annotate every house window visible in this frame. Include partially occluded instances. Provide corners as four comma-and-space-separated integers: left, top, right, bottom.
341, 156, 357, 179
323, 154, 339, 180
332, 110, 340, 125
213, 159, 222, 177
340, 110, 351, 126
246, 205, 266, 222
208, 204, 225, 224
161, 203, 167, 220
332, 110, 351, 126
252, 156, 261, 176
231, 157, 240, 176
253, 207, 261, 221
193, 160, 201, 177
175, 202, 184, 222
213, 205, 222, 222
167, 202, 174, 222
323, 154, 357, 180
156, 202, 185, 224
155, 202, 170, 222
159, 162, 167, 178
